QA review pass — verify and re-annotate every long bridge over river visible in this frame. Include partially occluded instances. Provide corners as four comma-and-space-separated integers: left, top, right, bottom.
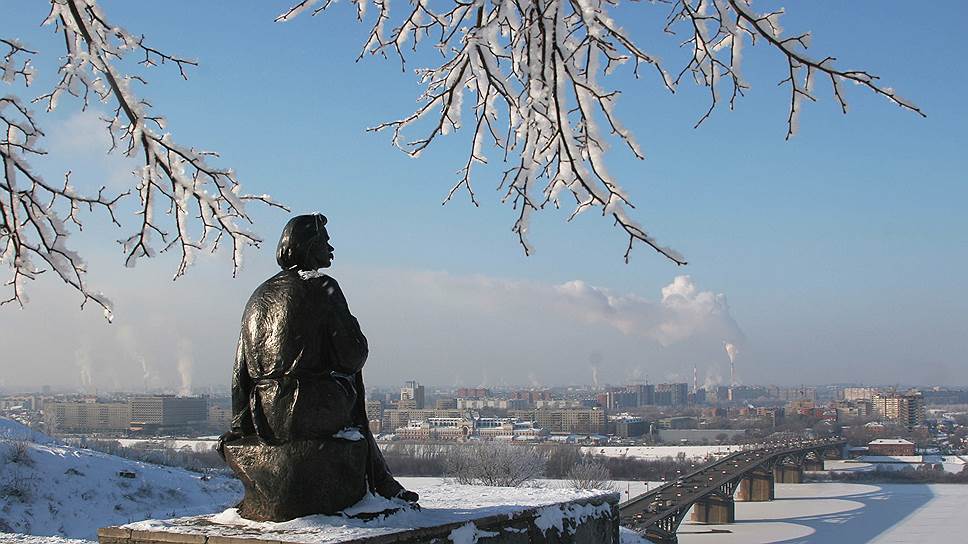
619, 437, 847, 543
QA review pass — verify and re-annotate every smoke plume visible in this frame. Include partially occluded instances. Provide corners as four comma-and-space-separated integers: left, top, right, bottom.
176, 339, 194, 396
723, 342, 739, 363
74, 347, 93, 390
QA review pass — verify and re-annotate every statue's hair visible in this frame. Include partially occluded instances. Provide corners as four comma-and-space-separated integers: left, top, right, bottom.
276, 214, 328, 270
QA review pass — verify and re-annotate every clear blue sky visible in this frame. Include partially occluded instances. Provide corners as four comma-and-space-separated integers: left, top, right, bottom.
1, 1, 965, 390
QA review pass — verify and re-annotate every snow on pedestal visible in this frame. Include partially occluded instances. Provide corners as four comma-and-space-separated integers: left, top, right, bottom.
100, 484, 620, 543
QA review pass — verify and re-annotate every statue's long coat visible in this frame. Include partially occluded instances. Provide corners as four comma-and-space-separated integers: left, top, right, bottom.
231, 270, 366, 441
231, 271, 389, 492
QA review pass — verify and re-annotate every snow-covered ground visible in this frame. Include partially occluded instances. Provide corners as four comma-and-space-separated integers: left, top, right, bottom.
621, 482, 968, 544
0, 536, 91, 544
583, 444, 750, 461
0, 419, 241, 542
5, 418, 968, 544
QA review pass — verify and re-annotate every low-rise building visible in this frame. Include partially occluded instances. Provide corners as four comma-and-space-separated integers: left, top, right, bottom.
516, 408, 607, 435
833, 399, 873, 419
45, 401, 131, 434
655, 416, 698, 430
456, 388, 490, 399
394, 416, 545, 441
843, 387, 879, 401
457, 398, 529, 410
868, 438, 916, 456
612, 415, 648, 438
382, 408, 461, 433
207, 404, 232, 430
129, 395, 208, 433
435, 398, 458, 410
533, 399, 583, 409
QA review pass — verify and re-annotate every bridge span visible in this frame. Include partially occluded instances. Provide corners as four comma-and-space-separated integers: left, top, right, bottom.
619, 437, 847, 543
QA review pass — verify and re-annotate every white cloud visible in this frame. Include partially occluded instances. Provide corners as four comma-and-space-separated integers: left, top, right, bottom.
343, 268, 745, 385
553, 275, 741, 346
0, 260, 746, 389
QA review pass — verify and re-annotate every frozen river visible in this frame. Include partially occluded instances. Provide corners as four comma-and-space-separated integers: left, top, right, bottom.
621, 482, 966, 543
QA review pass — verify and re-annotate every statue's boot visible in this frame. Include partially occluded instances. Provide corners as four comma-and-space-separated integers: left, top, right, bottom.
366, 432, 419, 504
374, 475, 420, 504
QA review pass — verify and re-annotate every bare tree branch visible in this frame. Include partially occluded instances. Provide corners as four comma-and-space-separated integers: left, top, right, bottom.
1, 1, 286, 319
281, 0, 923, 265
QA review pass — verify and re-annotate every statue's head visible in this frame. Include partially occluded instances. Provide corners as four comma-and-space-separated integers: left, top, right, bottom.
276, 214, 334, 271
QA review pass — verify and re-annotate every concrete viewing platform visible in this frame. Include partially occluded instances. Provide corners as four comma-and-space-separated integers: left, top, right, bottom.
97, 484, 620, 544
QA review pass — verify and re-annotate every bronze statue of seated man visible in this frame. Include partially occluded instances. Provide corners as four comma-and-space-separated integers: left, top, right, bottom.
219, 214, 417, 521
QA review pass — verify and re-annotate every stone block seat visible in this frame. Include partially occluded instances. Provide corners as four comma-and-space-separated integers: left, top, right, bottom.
223, 435, 370, 522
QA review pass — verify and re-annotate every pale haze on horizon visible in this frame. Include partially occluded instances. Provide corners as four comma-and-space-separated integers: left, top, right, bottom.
0, 1, 966, 391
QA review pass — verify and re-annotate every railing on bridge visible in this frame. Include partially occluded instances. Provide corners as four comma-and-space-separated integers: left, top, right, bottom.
619, 437, 847, 544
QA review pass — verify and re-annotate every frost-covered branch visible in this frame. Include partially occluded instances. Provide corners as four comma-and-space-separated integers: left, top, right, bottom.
1, 95, 122, 318
2, 0, 286, 318
280, 0, 923, 265
46, 0, 287, 278
670, 0, 927, 139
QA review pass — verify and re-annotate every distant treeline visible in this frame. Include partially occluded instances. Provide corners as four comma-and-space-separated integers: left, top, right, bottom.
381, 442, 695, 481
70, 438, 700, 482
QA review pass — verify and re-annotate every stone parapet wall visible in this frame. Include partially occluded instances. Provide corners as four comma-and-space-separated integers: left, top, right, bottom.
99, 493, 620, 544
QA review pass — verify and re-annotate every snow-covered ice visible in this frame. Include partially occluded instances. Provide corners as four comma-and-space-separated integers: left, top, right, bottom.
583, 444, 749, 461
621, 482, 968, 544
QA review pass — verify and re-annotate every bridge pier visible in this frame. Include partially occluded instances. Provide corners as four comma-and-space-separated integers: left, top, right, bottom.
690, 494, 735, 524
803, 458, 825, 472
737, 467, 774, 501
774, 464, 803, 483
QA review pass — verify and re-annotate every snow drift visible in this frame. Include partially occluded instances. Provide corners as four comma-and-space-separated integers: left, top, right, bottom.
0, 418, 241, 541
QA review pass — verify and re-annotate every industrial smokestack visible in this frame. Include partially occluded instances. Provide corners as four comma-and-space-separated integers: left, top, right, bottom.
723, 341, 739, 386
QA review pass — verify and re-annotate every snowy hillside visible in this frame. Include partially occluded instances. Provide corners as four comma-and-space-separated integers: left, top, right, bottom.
0, 418, 241, 542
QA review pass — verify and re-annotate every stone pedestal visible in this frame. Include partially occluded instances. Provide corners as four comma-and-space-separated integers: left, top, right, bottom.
223, 435, 369, 521
690, 494, 735, 524
98, 492, 621, 544
773, 464, 803, 484
736, 468, 774, 502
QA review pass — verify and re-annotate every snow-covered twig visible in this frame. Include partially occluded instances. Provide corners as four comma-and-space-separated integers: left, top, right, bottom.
1, 95, 122, 319
2, 0, 286, 319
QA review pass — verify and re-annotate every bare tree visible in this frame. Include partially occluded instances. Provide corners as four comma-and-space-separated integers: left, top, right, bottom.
278, 0, 923, 264
567, 457, 613, 491
445, 442, 546, 486
2, 1, 284, 319
3, 1, 922, 318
